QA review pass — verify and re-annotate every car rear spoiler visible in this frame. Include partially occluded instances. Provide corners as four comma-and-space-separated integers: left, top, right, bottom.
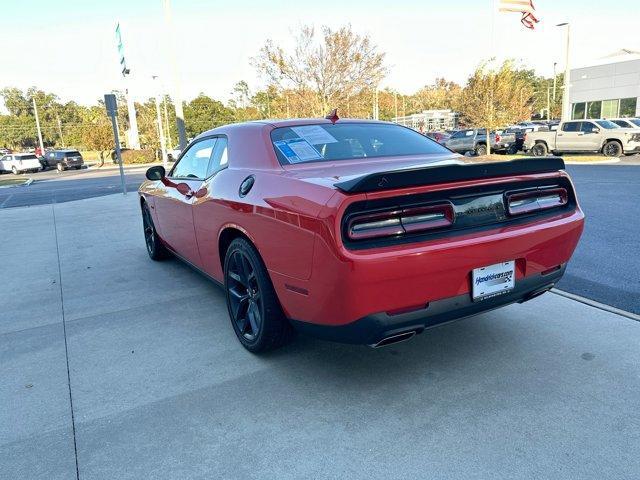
334, 157, 566, 193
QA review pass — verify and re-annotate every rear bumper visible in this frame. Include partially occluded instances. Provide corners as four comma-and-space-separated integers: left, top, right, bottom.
291, 266, 564, 345
271, 207, 584, 331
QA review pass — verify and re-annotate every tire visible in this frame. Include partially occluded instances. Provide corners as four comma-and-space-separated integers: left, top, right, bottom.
57, 163, 65, 172
11, 166, 18, 175
141, 202, 170, 261
531, 143, 548, 157
475, 144, 487, 156
507, 144, 518, 155
602, 140, 622, 157
224, 237, 293, 353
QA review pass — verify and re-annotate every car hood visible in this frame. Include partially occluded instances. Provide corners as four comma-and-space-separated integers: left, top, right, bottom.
280, 153, 466, 189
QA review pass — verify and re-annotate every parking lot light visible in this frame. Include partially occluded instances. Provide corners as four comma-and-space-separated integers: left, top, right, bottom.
556, 22, 571, 122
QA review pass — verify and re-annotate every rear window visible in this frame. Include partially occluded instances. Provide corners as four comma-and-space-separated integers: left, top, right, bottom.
18, 154, 38, 160
270, 123, 450, 165
64, 151, 82, 157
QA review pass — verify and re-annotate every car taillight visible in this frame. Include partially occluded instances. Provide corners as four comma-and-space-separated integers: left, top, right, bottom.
505, 187, 568, 216
347, 203, 454, 240
495, 134, 501, 143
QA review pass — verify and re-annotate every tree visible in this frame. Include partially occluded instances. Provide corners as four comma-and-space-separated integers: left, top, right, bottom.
76, 105, 114, 166
184, 94, 235, 138
253, 25, 386, 117
460, 60, 534, 132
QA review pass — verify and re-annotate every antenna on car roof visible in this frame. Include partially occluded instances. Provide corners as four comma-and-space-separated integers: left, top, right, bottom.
325, 108, 339, 124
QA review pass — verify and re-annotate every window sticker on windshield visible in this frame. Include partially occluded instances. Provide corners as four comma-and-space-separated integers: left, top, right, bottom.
291, 125, 338, 145
274, 139, 322, 163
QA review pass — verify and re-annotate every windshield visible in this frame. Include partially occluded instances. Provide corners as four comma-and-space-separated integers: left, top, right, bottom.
270, 123, 450, 165
595, 120, 619, 129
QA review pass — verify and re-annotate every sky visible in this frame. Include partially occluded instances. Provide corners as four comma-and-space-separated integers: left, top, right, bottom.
1, 0, 639, 107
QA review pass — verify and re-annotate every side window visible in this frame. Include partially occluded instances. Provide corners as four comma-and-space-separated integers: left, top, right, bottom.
581, 122, 597, 133
562, 122, 580, 132
450, 131, 464, 139
206, 137, 228, 176
612, 120, 627, 127
465, 130, 474, 136
170, 138, 217, 179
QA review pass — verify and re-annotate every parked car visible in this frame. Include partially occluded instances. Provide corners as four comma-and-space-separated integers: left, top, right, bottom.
523, 119, 640, 157
610, 118, 640, 129
42, 149, 84, 171
501, 127, 533, 152
138, 117, 584, 352
425, 131, 451, 145
0, 153, 41, 174
444, 128, 516, 155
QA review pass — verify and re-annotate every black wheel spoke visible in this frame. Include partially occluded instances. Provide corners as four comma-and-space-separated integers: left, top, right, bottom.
247, 302, 260, 335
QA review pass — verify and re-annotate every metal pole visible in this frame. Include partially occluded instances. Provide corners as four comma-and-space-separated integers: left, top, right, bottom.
163, 95, 171, 147
55, 112, 65, 147
163, 0, 187, 150
394, 92, 398, 121
552, 62, 557, 101
547, 85, 551, 120
558, 23, 571, 122
109, 115, 126, 195
32, 98, 45, 154
125, 87, 141, 149
153, 77, 168, 169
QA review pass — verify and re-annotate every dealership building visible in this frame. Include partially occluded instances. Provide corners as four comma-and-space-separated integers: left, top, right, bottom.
569, 50, 640, 120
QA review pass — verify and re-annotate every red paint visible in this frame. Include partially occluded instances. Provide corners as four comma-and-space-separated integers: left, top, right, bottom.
139, 119, 584, 329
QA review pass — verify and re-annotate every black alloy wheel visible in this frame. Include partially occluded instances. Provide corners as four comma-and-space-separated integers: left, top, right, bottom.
224, 237, 293, 352
603, 140, 622, 157
142, 202, 169, 260
226, 249, 262, 342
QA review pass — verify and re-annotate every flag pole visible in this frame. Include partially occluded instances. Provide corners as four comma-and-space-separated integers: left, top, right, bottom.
487, 0, 495, 156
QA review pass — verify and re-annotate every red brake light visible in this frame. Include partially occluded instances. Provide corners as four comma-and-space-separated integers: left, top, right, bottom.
506, 187, 568, 216
347, 203, 454, 240
495, 134, 501, 143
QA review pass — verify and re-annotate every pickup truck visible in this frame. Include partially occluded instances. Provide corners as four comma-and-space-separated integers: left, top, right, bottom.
523, 119, 640, 157
444, 129, 516, 156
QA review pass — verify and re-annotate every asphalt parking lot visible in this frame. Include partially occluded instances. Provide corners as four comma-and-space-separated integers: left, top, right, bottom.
1, 194, 639, 480
0, 165, 147, 208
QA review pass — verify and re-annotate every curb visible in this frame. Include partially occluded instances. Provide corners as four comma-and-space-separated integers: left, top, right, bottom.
0, 178, 33, 189
551, 288, 640, 321
564, 158, 620, 165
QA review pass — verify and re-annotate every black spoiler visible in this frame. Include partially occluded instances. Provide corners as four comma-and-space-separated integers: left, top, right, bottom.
334, 157, 565, 193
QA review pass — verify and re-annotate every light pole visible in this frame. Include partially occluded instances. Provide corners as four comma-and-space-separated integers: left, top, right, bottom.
163, 0, 188, 150
552, 62, 557, 101
32, 98, 45, 155
557, 23, 571, 122
152, 76, 168, 169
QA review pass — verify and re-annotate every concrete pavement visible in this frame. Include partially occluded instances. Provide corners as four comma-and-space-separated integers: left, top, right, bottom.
1, 193, 639, 480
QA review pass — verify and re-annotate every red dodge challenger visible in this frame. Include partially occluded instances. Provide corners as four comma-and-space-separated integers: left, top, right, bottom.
138, 116, 584, 352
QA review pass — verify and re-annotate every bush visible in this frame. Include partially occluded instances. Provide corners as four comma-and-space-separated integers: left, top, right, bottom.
115, 149, 157, 164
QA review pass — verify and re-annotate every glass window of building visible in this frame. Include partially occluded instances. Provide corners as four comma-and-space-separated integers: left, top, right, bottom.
619, 98, 637, 117
586, 101, 602, 119
572, 102, 586, 119
601, 99, 618, 118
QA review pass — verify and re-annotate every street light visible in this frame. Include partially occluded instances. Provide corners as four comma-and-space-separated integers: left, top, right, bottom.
557, 22, 571, 122
152, 75, 169, 169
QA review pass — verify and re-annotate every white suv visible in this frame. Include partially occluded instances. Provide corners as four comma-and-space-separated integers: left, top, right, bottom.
0, 153, 42, 174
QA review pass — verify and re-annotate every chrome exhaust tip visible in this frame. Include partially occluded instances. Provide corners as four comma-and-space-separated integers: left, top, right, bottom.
370, 330, 417, 348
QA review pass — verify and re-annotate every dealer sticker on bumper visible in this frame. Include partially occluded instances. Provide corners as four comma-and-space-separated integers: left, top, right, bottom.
472, 261, 515, 300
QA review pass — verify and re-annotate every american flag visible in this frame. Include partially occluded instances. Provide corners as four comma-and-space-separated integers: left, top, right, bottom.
499, 0, 540, 29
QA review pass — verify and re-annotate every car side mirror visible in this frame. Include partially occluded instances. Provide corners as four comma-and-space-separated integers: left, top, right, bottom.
146, 165, 166, 181
593, 127, 600, 133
